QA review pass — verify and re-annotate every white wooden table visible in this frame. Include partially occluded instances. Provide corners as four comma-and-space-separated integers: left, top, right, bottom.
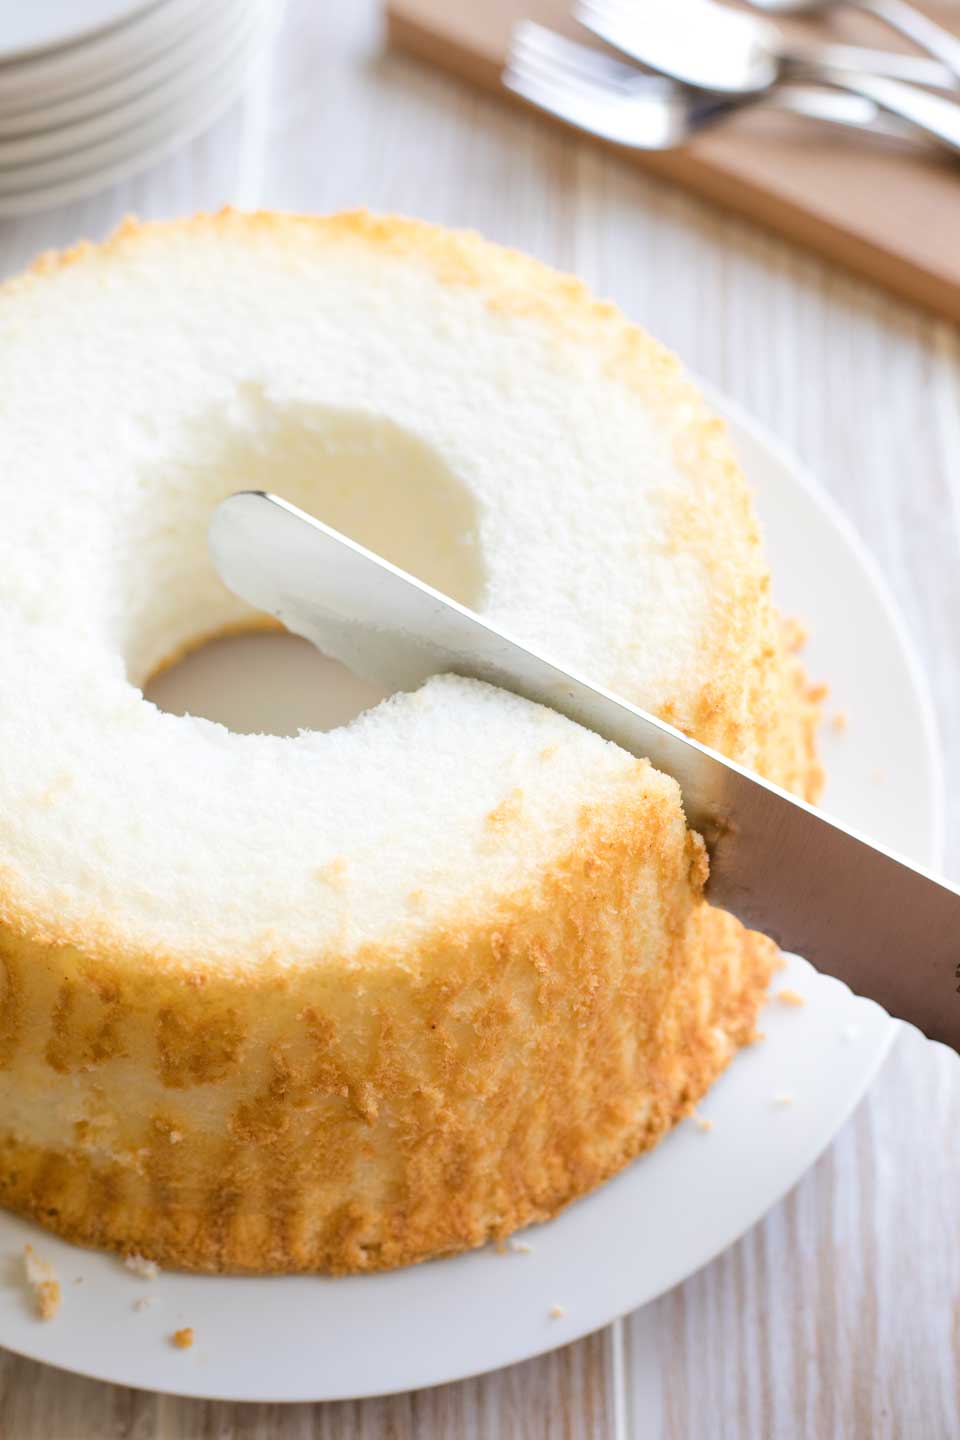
1, 4, 958, 1436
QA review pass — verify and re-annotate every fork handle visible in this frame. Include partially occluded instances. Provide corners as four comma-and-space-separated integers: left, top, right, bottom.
785, 63, 960, 153
762, 83, 918, 141
847, 0, 960, 82
778, 40, 956, 90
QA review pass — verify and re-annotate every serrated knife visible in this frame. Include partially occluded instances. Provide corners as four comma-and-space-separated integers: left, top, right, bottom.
209, 490, 960, 1053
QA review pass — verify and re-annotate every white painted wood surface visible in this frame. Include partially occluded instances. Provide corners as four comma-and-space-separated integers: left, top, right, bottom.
1, 3, 958, 1435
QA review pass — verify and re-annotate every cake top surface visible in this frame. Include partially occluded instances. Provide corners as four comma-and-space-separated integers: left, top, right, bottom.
0, 210, 769, 968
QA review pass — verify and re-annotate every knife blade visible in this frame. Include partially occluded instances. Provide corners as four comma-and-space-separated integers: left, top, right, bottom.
208, 490, 960, 1052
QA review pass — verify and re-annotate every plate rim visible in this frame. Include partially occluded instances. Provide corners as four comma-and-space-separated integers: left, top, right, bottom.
0, 21, 268, 220
0, 0, 260, 142
0, 0, 244, 110
0, 1, 263, 184
0, 0, 162, 67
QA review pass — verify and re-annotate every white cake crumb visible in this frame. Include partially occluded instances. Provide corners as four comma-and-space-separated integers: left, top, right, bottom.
549, 1304, 567, 1319
23, 1245, 61, 1321
124, 1253, 159, 1280
774, 1091, 796, 1106
691, 1112, 714, 1132
511, 1240, 534, 1254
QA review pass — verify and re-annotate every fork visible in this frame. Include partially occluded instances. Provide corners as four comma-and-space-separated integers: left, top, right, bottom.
575, 0, 960, 150
742, 0, 960, 83
575, 0, 957, 90
503, 21, 918, 149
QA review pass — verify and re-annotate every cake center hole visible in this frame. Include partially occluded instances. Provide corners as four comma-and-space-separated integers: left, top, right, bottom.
144, 631, 390, 736
139, 397, 486, 736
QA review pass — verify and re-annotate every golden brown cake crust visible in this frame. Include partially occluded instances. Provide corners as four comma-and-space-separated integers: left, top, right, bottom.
0, 211, 817, 1272
0, 781, 775, 1275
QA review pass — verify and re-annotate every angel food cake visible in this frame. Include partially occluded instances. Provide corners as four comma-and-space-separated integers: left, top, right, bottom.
0, 211, 821, 1273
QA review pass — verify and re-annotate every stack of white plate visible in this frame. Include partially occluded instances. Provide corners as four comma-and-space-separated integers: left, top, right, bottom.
0, 0, 274, 217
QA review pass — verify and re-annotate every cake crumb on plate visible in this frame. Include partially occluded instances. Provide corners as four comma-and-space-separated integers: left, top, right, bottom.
777, 989, 806, 1008
774, 1091, 796, 1106
133, 1297, 155, 1312
171, 1327, 195, 1349
691, 1112, 714, 1132
782, 617, 808, 653
23, 1246, 60, 1321
549, 1304, 567, 1319
124, 1253, 159, 1280
511, 1240, 534, 1254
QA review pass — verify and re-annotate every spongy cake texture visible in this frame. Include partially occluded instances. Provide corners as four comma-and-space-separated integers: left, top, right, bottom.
0, 211, 821, 1272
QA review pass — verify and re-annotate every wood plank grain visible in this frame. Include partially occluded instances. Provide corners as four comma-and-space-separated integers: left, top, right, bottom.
624, 1028, 960, 1439
150, 1331, 613, 1439
0, 1349, 154, 1440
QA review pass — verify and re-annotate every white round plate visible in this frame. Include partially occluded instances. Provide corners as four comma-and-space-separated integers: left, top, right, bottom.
0, 0, 242, 116
0, 0, 263, 178
0, 0, 157, 63
0, 0, 254, 141
0, 392, 939, 1400
0, 8, 269, 217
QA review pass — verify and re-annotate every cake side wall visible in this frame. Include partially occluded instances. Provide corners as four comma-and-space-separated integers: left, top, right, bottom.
0, 777, 774, 1274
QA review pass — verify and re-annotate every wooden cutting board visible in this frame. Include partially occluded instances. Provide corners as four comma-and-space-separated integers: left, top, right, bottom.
386, 0, 960, 322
